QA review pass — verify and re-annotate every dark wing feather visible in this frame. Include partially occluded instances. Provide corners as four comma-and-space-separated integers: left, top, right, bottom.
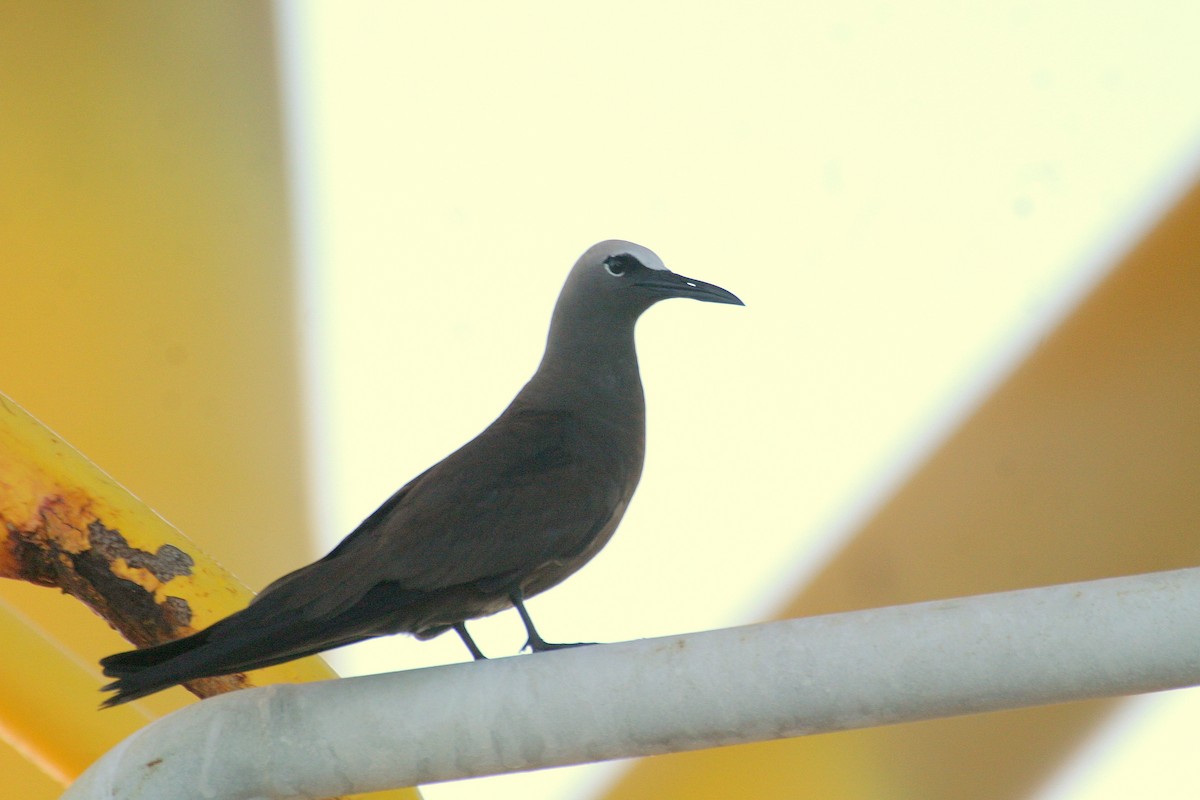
99, 404, 643, 705
256, 404, 640, 622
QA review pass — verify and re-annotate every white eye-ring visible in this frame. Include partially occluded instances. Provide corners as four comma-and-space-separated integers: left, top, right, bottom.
604, 262, 625, 277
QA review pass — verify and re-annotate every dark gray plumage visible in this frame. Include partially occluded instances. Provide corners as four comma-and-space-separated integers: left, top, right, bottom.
100, 240, 742, 706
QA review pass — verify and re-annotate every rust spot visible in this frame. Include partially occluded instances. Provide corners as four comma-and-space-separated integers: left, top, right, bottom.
145, 758, 163, 768
4, 497, 255, 704
88, 522, 193, 582
5, 509, 195, 648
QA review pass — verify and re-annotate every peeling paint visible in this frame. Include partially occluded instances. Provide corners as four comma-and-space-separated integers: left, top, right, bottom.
89, 521, 194, 582
1, 392, 352, 749
4, 505, 197, 644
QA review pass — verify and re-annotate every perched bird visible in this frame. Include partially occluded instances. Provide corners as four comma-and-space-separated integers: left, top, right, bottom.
100, 240, 742, 707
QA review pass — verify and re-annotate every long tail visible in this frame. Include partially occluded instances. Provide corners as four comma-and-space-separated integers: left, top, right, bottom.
98, 578, 427, 707
99, 610, 373, 707
99, 628, 221, 707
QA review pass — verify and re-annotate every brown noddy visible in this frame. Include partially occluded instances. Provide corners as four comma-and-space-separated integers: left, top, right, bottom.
100, 240, 742, 706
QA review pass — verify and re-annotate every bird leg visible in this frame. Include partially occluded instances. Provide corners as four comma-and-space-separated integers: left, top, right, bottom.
454, 622, 488, 660
509, 590, 594, 652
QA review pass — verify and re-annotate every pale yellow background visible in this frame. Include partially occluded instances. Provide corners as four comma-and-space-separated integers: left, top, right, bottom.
279, 3, 1200, 800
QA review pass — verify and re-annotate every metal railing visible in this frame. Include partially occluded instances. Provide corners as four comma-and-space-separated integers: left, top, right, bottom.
63, 566, 1200, 800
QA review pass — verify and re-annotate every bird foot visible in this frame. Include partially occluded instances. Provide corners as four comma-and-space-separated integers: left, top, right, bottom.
524, 638, 596, 653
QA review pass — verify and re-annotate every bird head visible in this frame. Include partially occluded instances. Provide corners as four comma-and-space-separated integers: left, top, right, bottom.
564, 240, 745, 315
536, 239, 742, 402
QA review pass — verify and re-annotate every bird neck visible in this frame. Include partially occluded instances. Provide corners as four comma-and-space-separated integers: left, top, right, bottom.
527, 314, 647, 419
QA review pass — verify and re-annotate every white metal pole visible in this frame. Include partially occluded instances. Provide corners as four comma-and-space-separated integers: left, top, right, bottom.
65, 566, 1200, 800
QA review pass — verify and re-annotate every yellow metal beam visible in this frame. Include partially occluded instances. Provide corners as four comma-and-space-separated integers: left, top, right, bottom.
0, 4, 419, 798
0, 392, 420, 800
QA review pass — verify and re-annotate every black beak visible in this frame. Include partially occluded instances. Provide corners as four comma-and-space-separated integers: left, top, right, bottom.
634, 271, 745, 306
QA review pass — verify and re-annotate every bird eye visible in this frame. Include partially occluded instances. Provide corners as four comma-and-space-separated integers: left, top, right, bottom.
603, 253, 641, 277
